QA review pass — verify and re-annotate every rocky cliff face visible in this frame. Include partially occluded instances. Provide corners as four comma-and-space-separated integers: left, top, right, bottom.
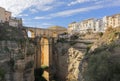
53, 37, 95, 81
0, 24, 35, 81
54, 27, 120, 81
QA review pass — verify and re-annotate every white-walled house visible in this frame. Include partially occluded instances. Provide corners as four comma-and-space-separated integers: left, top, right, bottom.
103, 14, 120, 30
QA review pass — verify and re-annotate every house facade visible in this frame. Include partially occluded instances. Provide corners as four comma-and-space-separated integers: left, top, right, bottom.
103, 14, 120, 30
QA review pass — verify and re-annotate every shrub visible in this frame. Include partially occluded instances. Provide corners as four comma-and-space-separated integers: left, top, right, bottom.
0, 68, 5, 81
97, 32, 103, 37
57, 38, 67, 43
84, 50, 120, 81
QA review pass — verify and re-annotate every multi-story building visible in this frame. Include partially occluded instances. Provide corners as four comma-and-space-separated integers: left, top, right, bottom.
103, 14, 120, 30
0, 7, 22, 27
68, 14, 120, 34
68, 18, 96, 34
95, 19, 104, 32
80, 18, 96, 33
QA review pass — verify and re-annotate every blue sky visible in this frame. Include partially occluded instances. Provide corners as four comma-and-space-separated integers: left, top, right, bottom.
0, 0, 120, 28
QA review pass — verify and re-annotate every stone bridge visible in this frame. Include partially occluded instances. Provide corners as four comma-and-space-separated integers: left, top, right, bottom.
24, 27, 66, 80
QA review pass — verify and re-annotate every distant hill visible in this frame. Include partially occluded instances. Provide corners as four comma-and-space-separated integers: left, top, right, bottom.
47, 26, 67, 31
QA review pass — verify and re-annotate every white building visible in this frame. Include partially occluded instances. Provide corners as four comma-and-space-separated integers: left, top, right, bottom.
95, 19, 104, 32
103, 14, 120, 30
68, 13, 120, 34
68, 22, 77, 34
80, 18, 96, 33
68, 18, 96, 34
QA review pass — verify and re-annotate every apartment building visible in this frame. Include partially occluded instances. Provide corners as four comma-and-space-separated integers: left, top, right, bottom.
68, 18, 96, 34
81, 18, 96, 33
103, 14, 120, 30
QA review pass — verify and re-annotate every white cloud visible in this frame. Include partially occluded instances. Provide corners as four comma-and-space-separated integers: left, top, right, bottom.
18, 14, 28, 17
34, 5, 103, 19
34, 16, 51, 20
68, 0, 96, 6
50, 5, 102, 17
35, 0, 120, 19
0, 0, 55, 16
24, 22, 53, 28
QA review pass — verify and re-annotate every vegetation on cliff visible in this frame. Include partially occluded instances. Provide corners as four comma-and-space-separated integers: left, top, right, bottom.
0, 23, 27, 41
0, 24, 35, 81
83, 27, 120, 81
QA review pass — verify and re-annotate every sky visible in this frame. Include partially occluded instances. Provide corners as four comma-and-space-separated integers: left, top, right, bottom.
0, 0, 120, 28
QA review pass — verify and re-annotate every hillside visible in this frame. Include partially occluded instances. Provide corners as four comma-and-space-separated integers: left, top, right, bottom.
81, 27, 120, 81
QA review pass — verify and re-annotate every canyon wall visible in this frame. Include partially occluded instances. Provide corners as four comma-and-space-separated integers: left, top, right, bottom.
0, 24, 35, 81
54, 27, 120, 81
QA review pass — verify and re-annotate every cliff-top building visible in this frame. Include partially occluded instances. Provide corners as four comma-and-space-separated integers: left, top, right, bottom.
68, 22, 77, 34
68, 13, 120, 34
103, 14, 120, 30
0, 7, 22, 27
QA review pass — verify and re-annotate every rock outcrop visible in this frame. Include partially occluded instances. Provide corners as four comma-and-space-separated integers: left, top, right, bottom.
0, 24, 35, 81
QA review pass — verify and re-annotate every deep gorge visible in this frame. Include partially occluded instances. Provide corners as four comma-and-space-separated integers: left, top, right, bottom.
0, 24, 120, 81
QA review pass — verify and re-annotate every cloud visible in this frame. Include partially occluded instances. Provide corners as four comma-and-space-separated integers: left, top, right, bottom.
18, 14, 28, 17
34, 16, 51, 20
68, 0, 96, 6
0, 0, 55, 16
34, 5, 103, 20
34, 0, 120, 20
24, 22, 53, 28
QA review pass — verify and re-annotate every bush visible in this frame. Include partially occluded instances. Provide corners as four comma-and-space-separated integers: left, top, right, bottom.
0, 68, 5, 81
57, 38, 67, 43
97, 32, 103, 37
84, 50, 120, 81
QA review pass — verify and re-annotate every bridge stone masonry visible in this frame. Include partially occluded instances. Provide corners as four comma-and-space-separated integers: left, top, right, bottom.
24, 26, 67, 81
